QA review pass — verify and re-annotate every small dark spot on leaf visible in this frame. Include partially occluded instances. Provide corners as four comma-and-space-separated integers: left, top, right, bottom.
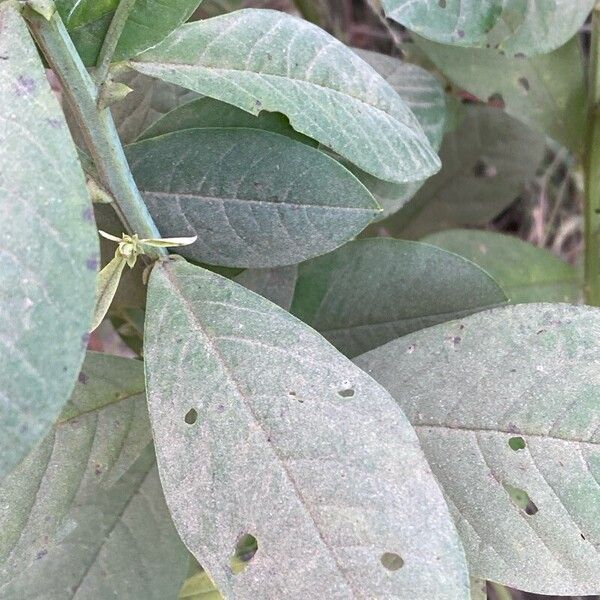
36, 549, 47, 560
255, 99, 262, 110
94, 463, 102, 476
338, 387, 355, 398
81, 207, 94, 222
581, 533, 586, 540
406, 344, 416, 354
47, 117, 63, 129
518, 76, 530, 92
380, 552, 404, 571
525, 500, 539, 515
176, 338, 183, 343
514, 52, 526, 59
487, 92, 505, 109
0, 55, 8, 60
438, 0, 447, 6
81, 333, 91, 347
231, 534, 258, 574
457, 29, 465, 38
217, 404, 225, 413
452, 336, 461, 346
510, 368, 517, 373
78, 371, 88, 384
472, 159, 497, 178
14, 74, 36, 97
85, 257, 99, 271
288, 390, 296, 396
19, 423, 29, 434
536, 329, 546, 334
508, 436, 526, 451
184, 408, 198, 425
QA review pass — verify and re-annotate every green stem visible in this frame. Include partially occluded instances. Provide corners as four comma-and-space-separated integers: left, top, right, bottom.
584, 2, 600, 305
94, 0, 136, 86
25, 9, 167, 254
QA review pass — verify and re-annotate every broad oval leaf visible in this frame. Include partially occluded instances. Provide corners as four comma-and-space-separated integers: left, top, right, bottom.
0, 352, 188, 599
382, 0, 594, 57
355, 304, 600, 595
126, 128, 380, 268
144, 259, 469, 599
139, 96, 315, 144
0, 3, 98, 480
130, 8, 441, 184
56, 0, 203, 65
378, 105, 545, 239
288, 239, 506, 358
424, 229, 581, 303
415, 35, 586, 152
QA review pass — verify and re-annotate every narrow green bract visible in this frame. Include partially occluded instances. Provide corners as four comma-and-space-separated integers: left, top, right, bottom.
0, 2, 97, 481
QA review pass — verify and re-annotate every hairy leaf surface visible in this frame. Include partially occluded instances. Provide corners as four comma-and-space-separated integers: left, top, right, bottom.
235, 265, 298, 311
56, 0, 203, 65
289, 239, 506, 358
415, 35, 586, 152
0, 3, 98, 480
0, 353, 188, 599
424, 230, 580, 303
379, 105, 545, 239
356, 304, 600, 595
126, 128, 379, 267
382, 0, 594, 56
139, 96, 314, 144
144, 259, 468, 599
130, 9, 440, 183
349, 49, 446, 218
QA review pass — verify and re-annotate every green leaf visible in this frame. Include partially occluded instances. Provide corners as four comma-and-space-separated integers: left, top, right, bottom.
347, 49, 446, 218
130, 8, 441, 184
378, 105, 545, 239
111, 71, 198, 144
235, 265, 298, 311
56, 0, 203, 66
382, 0, 594, 56
424, 230, 581, 303
144, 259, 469, 599
126, 128, 379, 268
0, 352, 189, 598
355, 304, 600, 596
139, 96, 316, 144
0, 3, 98, 480
289, 239, 507, 358
415, 35, 586, 152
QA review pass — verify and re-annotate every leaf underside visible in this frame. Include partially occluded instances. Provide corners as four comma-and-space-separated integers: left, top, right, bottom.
0, 3, 98, 480
355, 304, 600, 595
144, 259, 469, 599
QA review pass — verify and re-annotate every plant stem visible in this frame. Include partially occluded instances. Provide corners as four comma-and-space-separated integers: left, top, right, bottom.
25, 9, 166, 254
584, 2, 600, 305
94, 0, 136, 86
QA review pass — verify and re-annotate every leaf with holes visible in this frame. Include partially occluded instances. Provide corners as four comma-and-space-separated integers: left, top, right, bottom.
378, 105, 546, 239
126, 128, 379, 268
288, 239, 506, 358
415, 35, 586, 152
347, 49, 446, 218
56, 0, 203, 65
144, 259, 469, 599
0, 3, 98, 481
130, 8, 441, 184
382, 0, 594, 57
0, 353, 188, 599
424, 230, 581, 303
355, 304, 600, 595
